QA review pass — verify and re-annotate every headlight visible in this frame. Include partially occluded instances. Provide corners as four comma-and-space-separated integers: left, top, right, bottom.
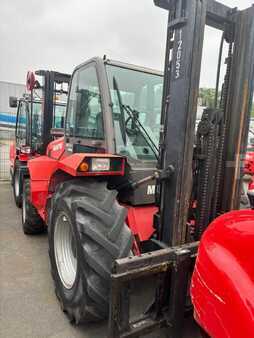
21, 146, 31, 154
78, 156, 125, 175
91, 158, 110, 172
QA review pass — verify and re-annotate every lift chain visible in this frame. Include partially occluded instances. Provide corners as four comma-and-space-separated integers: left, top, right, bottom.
212, 33, 234, 216
195, 109, 223, 239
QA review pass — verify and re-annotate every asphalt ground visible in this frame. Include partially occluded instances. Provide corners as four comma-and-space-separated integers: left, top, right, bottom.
0, 182, 201, 338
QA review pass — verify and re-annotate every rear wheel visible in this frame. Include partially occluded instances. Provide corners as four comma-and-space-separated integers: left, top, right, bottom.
10, 166, 14, 186
48, 179, 133, 324
22, 179, 46, 235
13, 162, 22, 208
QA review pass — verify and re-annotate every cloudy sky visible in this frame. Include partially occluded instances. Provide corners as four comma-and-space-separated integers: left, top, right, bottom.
0, 0, 253, 87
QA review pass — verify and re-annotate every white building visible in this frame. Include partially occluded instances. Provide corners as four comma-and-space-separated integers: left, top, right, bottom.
0, 81, 25, 179
0, 81, 25, 132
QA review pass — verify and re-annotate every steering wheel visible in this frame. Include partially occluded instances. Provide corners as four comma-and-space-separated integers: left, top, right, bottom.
125, 116, 139, 136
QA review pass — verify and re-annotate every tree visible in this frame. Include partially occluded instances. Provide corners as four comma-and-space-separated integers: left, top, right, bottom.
200, 88, 254, 115
199, 88, 218, 108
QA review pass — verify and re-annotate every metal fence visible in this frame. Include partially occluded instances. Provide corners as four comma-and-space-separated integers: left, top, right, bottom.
0, 127, 14, 180
0, 81, 25, 180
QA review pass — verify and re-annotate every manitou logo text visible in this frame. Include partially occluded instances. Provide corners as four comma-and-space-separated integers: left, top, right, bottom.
147, 185, 155, 195
52, 143, 63, 152
175, 29, 183, 80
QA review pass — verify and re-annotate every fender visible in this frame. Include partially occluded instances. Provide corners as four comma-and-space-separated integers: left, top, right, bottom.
191, 210, 254, 338
27, 153, 93, 219
28, 152, 125, 221
28, 156, 58, 220
126, 205, 157, 242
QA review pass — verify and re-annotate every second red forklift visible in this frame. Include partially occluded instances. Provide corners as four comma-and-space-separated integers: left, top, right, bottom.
9, 70, 70, 208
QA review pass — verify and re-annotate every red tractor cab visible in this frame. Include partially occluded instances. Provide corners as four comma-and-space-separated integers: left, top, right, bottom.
9, 70, 70, 207
191, 210, 254, 338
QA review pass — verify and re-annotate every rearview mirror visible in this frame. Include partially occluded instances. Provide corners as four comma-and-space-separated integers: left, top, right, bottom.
9, 96, 18, 108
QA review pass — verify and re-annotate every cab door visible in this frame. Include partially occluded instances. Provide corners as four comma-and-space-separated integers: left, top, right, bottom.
65, 62, 107, 153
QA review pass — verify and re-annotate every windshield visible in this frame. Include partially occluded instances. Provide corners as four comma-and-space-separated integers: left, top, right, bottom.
106, 65, 163, 161
31, 74, 68, 137
53, 103, 66, 129
30, 99, 66, 148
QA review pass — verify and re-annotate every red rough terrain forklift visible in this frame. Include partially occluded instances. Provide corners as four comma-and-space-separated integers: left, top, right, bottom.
18, 0, 254, 337
243, 135, 254, 208
9, 70, 70, 208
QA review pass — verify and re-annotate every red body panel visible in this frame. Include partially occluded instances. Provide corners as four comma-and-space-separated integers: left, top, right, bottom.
9, 142, 16, 166
28, 151, 125, 220
58, 153, 91, 176
28, 139, 154, 241
245, 151, 254, 175
191, 210, 254, 338
249, 180, 254, 191
18, 153, 30, 162
9, 141, 34, 167
126, 205, 157, 241
28, 145, 155, 242
27, 153, 94, 219
46, 137, 65, 160
28, 156, 58, 219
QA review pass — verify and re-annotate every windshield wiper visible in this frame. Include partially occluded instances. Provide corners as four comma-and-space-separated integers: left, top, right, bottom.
113, 77, 127, 145
122, 104, 159, 159
112, 77, 159, 159
249, 129, 254, 136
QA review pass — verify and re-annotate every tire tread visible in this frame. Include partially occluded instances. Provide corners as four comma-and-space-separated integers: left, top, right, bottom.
22, 179, 45, 235
48, 179, 133, 324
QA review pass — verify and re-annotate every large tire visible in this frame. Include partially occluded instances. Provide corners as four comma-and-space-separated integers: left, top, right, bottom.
13, 162, 22, 208
22, 179, 46, 235
10, 166, 14, 186
48, 179, 133, 324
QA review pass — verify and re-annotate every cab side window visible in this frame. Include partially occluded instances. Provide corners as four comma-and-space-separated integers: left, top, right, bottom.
66, 64, 104, 139
66, 71, 78, 135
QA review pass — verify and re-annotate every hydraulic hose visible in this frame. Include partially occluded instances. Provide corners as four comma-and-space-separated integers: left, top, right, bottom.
214, 32, 225, 108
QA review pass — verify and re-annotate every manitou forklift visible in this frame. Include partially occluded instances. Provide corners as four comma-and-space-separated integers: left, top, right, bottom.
18, 0, 254, 337
9, 70, 70, 208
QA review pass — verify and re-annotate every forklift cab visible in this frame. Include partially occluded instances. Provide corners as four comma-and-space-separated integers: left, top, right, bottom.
9, 70, 71, 207
10, 95, 66, 157
10, 70, 70, 156
15, 97, 39, 155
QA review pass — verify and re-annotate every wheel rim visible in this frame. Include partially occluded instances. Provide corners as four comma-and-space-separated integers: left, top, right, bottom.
14, 172, 19, 198
54, 212, 77, 289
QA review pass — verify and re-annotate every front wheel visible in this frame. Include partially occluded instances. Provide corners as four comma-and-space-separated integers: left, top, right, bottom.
13, 164, 22, 208
22, 179, 46, 235
48, 179, 133, 324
